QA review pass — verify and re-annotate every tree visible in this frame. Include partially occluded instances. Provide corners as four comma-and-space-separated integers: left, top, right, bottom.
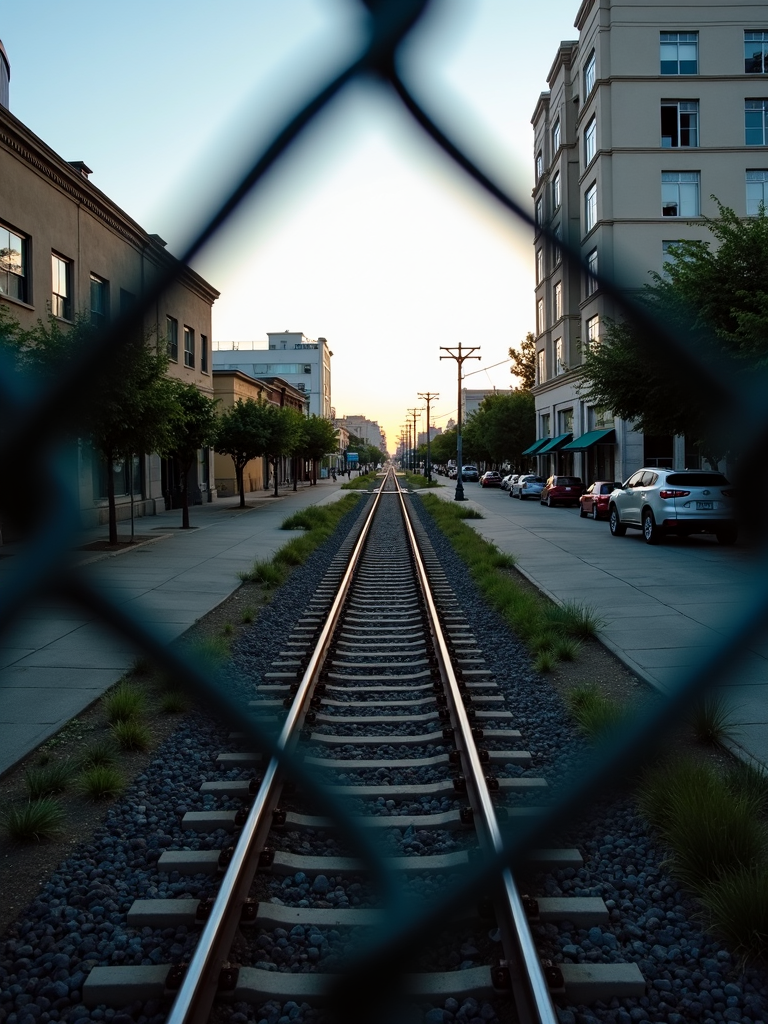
164, 382, 218, 529
461, 391, 536, 468
214, 399, 271, 508
429, 427, 458, 466
0, 307, 175, 544
579, 201, 768, 464
509, 332, 536, 391
298, 415, 339, 484
256, 402, 303, 497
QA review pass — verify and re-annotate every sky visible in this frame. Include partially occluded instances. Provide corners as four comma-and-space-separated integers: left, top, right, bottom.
1, 0, 582, 452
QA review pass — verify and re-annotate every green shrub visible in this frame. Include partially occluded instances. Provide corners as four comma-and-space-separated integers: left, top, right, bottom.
241, 606, 255, 624
688, 693, 740, 746
111, 719, 152, 752
341, 472, 378, 490
698, 865, 768, 959
221, 622, 234, 637
534, 649, 556, 673
726, 761, 768, 812
565, 684, 625, 738
102, 681, 146, 724
2, 799, 65, 841
79, 765, 125, 800
239, 560, 287, 586
24, 760, 75, 798
545, 600, 605, 639
159, 689, 188, 714
274, 535, 315, 566
77, 739, 119, 770
551, 636, 583, 662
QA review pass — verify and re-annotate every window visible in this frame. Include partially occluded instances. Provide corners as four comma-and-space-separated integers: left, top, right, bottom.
536, 298, 545, 335
589, 405, 614, 429
535, 197, 543, 226
746, 100, 768, 145
535, 247, 543, 284
303, 364, 312, 374
660, 32, 698, 75
0, 224, 26, 302
553, 223, 563, 264
584, 183, 597, 233
587, 248, 598, 295
584, 51, 596, 96
745, 31, 768, 74
747, 169, 768, 213
552, 171, 561, 209
540, 413, 550, 437
558, 408, 574, 434
201, 333, 209, 373
296, 382, 307, 392
536, 150, 543, 181
537, 350, 545, 385
90, 273, 109, 328
166, 316, 178, 361
553, 281, 562, 321
585, 118, 596, 164
51, 253, 72, 320
555, 338, 565, 374
586, 314, 600, 348
184, 326, 195, 368
661, 100, 699, 147
552, 119, 561, 153
662, 171, 700, 216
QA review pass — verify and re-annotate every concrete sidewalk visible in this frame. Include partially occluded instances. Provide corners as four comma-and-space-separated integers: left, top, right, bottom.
0, 479, 354, 776
430, 481, 768, 769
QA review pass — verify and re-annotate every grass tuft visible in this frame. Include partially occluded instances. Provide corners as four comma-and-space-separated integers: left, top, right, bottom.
544, 600, 605, 639
102, 681, 147, 724
77, 739, 120, 770
159, 689, 188, 714
565, 683, 625, 738
221, 622, 234, 636
24, 761, 75, 798
130, 655, 153, 677
79, 765, 125, 800
688, 693, 740, 747
241, 606, 255, 624
550, 636, 584, 662
455, 507, 484, 520
239, 560, 287, 586
1, 799, 65, 841
534, 649, 556, 673
698, 865, 768, 959
111, 718, 152, 752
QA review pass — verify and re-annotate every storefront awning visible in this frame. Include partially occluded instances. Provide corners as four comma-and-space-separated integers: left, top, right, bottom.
560, 427, 616, 452
521, 437, 550, 455
537, 432, 572, 454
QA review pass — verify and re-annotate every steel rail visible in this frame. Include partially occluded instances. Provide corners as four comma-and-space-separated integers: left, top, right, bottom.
393, 475, 559, 1024
166, 478, 388, 1024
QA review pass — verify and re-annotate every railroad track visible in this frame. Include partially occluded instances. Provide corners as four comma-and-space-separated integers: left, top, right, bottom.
83, 469, 644, 1022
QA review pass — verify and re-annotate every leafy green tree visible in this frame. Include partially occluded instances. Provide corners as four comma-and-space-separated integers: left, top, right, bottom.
509, 332, 536, 391
164, 382, 218, 529
298, 415, 339, 484
257, 402, 304, 497
0, 307, 174, 544
579, 201, 768, 464
461, 391, 535, 469
429, 427, 457, 467
214, 398, 271, 508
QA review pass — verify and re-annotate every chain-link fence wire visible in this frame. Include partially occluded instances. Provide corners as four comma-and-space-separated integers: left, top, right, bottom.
2, 0, 768, 1018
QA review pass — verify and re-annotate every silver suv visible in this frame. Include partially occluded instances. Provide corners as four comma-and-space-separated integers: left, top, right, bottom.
608, 468, 737, 545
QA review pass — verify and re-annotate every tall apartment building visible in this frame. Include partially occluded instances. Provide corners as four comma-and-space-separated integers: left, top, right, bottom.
213, 331, 332, 419
530, 0, 766, 482
334, 415, 387, 455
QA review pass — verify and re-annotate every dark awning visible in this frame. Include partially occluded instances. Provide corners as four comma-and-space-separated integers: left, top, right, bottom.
537, 432, 572, 454
521, 437, 550, 455
560, 427, 616, 452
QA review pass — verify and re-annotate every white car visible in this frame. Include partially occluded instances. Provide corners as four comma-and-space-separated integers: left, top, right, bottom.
608, 468, 737, 545
461, 465, 479, 482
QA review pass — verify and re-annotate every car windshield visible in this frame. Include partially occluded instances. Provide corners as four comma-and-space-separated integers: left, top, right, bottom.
665, 472, 729, 486
556, 477, 582, 486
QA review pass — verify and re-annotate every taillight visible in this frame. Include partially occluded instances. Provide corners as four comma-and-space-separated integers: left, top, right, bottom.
659, 489, 690, 499
721, 489, 735, 497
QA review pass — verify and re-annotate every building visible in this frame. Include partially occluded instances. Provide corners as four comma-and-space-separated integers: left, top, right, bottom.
334, 415, 387, 455
417, 426, 442, 446
530, 0, 762, 481
0, 41, 219, 527
211, 370, 309, 498
461, 389, 499, 423
212, 332, 332, 419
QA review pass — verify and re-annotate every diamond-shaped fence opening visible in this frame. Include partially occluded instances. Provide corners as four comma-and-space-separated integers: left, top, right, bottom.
2, 0, 767, 1018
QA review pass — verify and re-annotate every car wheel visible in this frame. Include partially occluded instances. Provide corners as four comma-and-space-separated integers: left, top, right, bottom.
579, 505, 588, 518
546, 495, 553, 507
609, 505, 627, 537
716, 526, 738, 546
643, 508, 662, 545
591, 506, 599, 520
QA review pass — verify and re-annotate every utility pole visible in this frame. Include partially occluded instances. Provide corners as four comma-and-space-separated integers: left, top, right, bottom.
417, 392, 439, 483
399, 424, 408, 471
407, 407, 425, 475
440, 344, 480, 501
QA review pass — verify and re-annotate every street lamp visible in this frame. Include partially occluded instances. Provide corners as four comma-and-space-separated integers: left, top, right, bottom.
440, 344, 480, 501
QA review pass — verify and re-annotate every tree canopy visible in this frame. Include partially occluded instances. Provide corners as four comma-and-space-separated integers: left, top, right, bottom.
164, 381, 218, 528
214, 398, 271, 507
461, 390, 535, 468
579, 200, 768, 463
509, 331, 536, 390
299, 415, 339, 484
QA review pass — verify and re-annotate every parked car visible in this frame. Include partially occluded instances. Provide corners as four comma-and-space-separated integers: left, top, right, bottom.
540, 475, 585, 507
500, 473, 517, 491
447, 466, 457, 479
462, 465, 479, 482
579, 480, 622, 520
608, 468, 737, 545
512, 474, 545, 499
480, 471, 502, 488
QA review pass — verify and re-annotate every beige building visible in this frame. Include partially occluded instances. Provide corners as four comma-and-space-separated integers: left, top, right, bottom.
530, 0, 766, 481
0, 46, 219, 527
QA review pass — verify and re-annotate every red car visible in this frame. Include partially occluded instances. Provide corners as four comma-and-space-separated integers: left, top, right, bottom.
579, 480, 622, 520
540, 475, 585, 507
480, 471, 502, 487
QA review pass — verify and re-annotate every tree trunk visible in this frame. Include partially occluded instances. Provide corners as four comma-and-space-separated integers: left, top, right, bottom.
181, 458, 192, 528
312, 458, 317, 485
293, 455, 298, 492
272, 458, 279, 497
106, 448, 118, 545
237, 461, 246, 508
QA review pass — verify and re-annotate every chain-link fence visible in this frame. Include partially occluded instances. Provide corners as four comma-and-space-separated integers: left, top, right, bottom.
2, 0, 767, 1019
